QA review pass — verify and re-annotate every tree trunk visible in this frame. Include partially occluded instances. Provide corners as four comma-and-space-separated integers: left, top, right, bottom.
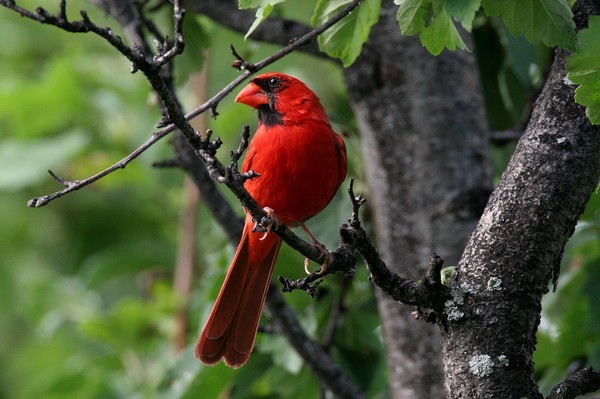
343, 3, 491, 397
440, 21, 600, 399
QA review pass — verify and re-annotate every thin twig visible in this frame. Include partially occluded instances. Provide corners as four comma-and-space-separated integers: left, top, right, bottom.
152, 0, 185, 67
4, 0, 365, 207
276, 179, 452, 309
134, 0, 165, 43
28, 130, 168, 207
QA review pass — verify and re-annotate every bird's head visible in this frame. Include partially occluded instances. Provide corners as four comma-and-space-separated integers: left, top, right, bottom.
235, 72, 328, 127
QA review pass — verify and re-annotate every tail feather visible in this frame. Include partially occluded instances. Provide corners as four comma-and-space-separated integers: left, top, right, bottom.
195, 216, 281, 368
231, 240, 281, 356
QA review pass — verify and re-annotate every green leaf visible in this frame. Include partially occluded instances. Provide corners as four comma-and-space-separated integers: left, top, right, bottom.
395, 0, 432, 34
444, 0, 482, 31
482, 0, 576, 50
311, 0, 382, 67
238, 0, 284, 9
237, 0, 286, 38
567, 16, 600, 124
420, 10, 469, 55
245, 5, 275, 39
395, 0, 468, 56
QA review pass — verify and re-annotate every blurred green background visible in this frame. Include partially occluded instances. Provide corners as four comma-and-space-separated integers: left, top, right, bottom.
0, 2, 598, 398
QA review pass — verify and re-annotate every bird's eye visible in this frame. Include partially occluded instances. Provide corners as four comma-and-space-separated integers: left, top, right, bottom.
268, 77, 281, 88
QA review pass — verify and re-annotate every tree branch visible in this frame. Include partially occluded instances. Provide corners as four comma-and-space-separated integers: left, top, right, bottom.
547, 367, 600, 399
183, 0, 325, 59
278, 179, 451, 311
266, 284, 366, 399
0, 1, 369, 396
441, 1, 600, 396
2, 0, 364, 208
2, 0, 366, 282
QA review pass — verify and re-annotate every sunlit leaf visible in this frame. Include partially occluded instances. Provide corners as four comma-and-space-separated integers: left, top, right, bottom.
444, 0, 482, 31
482, 0, 576, 49
567, 16, 600, 124
245, 5, 275, 39
238, 0, 285, 8
238, 0, 286, 39
395, 0, 432, 34
419, 10, 469, 55
395, 0, 468, 55
312, 0, 382, 67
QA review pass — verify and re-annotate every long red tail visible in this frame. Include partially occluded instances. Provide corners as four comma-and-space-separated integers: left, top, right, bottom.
194, 215, 282, 368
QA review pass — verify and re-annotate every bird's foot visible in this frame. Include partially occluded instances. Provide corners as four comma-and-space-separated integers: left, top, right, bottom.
304, 247, 333, 275
300, 222, 332, 275
252, 207, 280, 240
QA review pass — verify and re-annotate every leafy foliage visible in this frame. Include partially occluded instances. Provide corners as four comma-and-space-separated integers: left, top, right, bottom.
443, 0, 482, 31
482, 0, 576, 50
567, 15, 600, 125
394, 0, 469, 55
238, 0, 287, 39
311, 0, 382, 67
473, 19, 552, 131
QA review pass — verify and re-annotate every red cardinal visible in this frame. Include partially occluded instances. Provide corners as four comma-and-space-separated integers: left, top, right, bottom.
194, 72, 347, 368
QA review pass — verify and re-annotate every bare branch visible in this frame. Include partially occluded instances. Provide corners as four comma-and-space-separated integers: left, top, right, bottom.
28, 129, 169, 207
277, 179, 450, 310
6, 0, 364, 207
266, 284, 367, 399
548, 367, 600, 399
230, 44, 257, 72
151, 0, 185, 67
183, 0, 325, 59
3, 2, 367, 397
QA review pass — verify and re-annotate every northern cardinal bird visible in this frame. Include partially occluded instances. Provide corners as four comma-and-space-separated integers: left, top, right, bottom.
194, 72, 347, 368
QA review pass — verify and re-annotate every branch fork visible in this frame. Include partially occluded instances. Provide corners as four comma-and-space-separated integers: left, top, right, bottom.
11, 0, 448, 314
230, 45, 257, 72
3, 0, 365, 209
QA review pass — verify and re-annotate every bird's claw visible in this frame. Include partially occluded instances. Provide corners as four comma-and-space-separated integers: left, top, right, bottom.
304, 248, 333, 275
300, 221, 333, 275
252, 207, 280, 240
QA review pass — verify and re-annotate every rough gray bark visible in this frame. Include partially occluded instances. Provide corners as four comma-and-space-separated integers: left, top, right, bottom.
343, 3, 491, 397
440, 11, 600, 398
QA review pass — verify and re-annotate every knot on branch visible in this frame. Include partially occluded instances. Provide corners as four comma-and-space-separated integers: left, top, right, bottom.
200, 129, 224, 157
279, 275, 322, 297
197, 125, 260, 186
230, 45, 257, 72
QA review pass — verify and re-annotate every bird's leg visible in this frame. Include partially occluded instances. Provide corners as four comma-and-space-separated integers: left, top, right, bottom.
300, 222, 333, 275
252, 207, 280, 240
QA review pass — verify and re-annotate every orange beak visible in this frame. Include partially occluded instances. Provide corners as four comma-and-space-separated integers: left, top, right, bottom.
235, 81, 269, 109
